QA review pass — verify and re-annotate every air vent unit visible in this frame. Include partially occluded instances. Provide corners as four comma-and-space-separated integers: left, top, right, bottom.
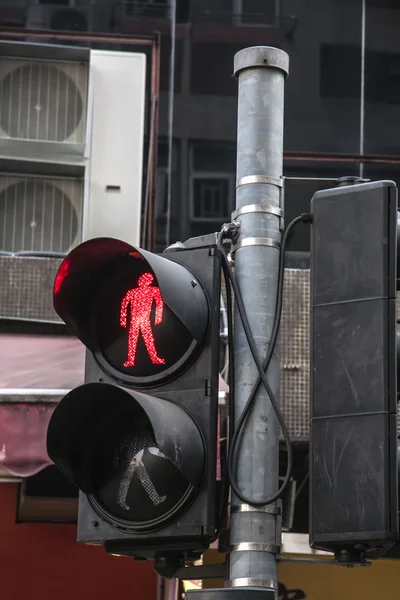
0, 41, 146, 251
0, 174, 83, 254
0, 57, 88, 146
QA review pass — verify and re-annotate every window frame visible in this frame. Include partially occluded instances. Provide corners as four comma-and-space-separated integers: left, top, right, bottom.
189, 171, 235, 222
233, 0, 281, 27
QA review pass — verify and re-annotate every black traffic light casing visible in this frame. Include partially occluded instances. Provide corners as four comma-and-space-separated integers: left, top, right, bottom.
310, 180, 399, 559
47, 238, 221, 565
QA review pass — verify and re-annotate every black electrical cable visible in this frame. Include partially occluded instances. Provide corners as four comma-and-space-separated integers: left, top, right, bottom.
213, 256, 235, 541
218, 213, 312, 506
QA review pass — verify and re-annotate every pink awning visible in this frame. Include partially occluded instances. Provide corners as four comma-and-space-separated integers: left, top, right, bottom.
0, 333, 84, 477
0, 403, 55, 477
0, 334, 85, 390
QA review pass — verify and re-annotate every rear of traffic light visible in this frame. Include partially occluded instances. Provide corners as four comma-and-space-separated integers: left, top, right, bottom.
47, 238, 221, 572
310, 180, 399, 560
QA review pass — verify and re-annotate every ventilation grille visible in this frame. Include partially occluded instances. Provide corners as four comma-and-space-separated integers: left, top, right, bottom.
0, 256, 62, 322
0, 174, 83, 254
0, 57, 88, 144
280, 270, 310, 442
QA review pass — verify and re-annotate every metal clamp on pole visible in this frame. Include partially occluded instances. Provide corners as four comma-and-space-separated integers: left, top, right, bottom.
231, 503, 281, 516
235, 176, 285, 230
236, 175, 284, 189
226, 578, 279, 590
186, 589, 277, 599
231, 204, 284, 231
231, 236, 280, 253
230, 542, 281, 554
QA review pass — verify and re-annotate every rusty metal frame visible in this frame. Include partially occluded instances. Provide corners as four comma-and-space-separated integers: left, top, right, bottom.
0, 27, 160, 251
284, 150, 400, 166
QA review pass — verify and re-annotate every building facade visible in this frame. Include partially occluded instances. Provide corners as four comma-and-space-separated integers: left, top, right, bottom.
1, 0, 400, 252
0, 3, 400, 597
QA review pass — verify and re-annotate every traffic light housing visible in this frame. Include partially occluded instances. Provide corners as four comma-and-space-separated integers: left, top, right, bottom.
47, 238, 221, 571
310, 180, 399, 560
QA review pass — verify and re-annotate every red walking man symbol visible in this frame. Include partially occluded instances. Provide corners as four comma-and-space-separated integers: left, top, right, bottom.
120, 272, 165, 368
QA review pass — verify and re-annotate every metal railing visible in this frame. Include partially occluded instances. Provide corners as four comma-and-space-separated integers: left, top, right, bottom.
112, 1, 169, 22
112, 2, 292, 26
193, 9, 278, 27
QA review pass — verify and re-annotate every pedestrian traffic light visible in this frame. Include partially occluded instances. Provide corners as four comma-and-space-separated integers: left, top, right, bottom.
310, 179, 399, 561
46, 237, 221, 574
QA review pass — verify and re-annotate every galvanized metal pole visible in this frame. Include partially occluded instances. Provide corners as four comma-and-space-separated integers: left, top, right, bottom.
228, 47, 289, 595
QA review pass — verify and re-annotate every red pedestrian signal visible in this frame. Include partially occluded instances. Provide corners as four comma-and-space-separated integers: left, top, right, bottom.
47, 237, 221, 574
120, 272, 165, 367
53, 237, 209, 386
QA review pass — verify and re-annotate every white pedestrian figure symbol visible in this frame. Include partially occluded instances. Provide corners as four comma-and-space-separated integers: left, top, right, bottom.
114, 431, 168, 511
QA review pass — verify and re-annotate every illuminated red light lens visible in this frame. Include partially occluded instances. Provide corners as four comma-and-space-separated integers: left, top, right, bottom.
120, 272, 166, 368
54, 258, 70, 295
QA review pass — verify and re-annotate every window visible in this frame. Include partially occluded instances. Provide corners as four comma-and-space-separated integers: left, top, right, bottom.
320, 44, 400, 104
189, 143, 235, 221
123, 0, 169, 18
191, 43, 243, 96
320, 44, 360, 99
235, 0, 278, 26
191, 176, 232, 220
366, 0, 400, 8
366, 51, 400, 104
39, 0, 70, 5
192, 144, 236, 172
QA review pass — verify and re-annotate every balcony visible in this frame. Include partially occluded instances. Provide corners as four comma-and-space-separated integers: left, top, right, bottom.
111, 2, 295, 45
111, 1, 187, 37
191, 10, 286, 45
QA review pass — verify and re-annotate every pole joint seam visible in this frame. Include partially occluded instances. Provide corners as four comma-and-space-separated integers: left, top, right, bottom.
230, 542, 281, 554
226, 578, 278, 590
